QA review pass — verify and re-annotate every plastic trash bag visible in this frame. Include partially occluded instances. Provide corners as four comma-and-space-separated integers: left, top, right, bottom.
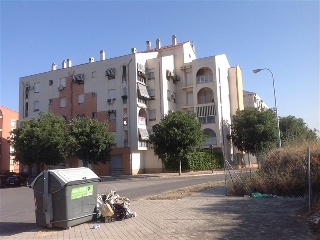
251, 192, 270, 198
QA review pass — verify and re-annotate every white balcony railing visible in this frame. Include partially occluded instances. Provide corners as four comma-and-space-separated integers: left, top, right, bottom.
138, 140, 148, 148
196, 75, 213, 84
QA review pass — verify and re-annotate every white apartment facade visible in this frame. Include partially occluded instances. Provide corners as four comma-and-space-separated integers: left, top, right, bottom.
243, 90, 269, 109
19, 35, 243, 176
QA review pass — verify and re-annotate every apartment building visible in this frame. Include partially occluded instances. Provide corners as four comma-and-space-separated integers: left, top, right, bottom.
0, 106, 19, 173
243, 90, 269, 109
19, 35, 243, 175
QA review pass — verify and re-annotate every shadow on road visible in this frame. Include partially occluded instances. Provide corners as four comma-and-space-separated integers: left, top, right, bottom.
0, 222, 38, 236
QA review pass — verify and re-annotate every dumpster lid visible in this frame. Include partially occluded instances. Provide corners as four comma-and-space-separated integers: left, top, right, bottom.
30, 167, 100, 188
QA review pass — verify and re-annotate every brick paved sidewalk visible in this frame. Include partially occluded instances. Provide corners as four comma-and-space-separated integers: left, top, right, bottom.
2, 185, 312, 240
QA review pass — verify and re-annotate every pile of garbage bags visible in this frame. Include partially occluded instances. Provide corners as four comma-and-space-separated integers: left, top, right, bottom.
94, 190, 136, 223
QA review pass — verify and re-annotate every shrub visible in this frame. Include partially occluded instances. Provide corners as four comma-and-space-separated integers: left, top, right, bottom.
227, 141, 320, 197
163, 150, 224, 171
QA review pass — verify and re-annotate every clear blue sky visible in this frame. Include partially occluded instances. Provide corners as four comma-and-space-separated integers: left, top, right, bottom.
1, 0, 319, 131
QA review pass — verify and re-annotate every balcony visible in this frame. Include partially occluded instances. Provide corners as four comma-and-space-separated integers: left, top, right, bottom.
196, 74, 213, 84
203, 137, 217, 146
138, 140, 148, 148
198, 116, 215, 124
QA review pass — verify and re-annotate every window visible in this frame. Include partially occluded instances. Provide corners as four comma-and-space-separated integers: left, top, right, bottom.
49, 80, 53, 86
78, 94, 84, 104
25, 102, 28, 117
149, 109, 156, 121
25, 87, 29, 99
148, 72, 154, 79
49, 99, 53, 105
92, 71, 97, 78
108, 112, 116, 121
123, 87, 127, 96
167, 90, 171, 100
122, 65, 127, 82
137, 63, 145, 73
10, 119, 16, 128
34, 101, 39, 111
148, 89, 155, 99
34, 83, 40, 93
108, 89, 115, 100
92, 112, 97, 119
59, 78, 66, 87
123, 117, 128, 125
60, 97, 66, 107
92, 92, 97, 98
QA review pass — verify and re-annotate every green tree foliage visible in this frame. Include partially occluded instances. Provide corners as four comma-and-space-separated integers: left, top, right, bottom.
149, 110, 206, 175
9, 112, 68, 167
279, 115, 317, 145
230, 107, 278, 153
69, 116, 115, 164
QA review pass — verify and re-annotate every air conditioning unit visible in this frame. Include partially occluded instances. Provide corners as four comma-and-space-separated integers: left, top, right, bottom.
171, 93, 176, 99
73, 74, 85, 83
25, 83, 34, 90
106, 68, 116, 79
58, 85, 65, 91
173, 75, 180, 82
107, 98, 114, 104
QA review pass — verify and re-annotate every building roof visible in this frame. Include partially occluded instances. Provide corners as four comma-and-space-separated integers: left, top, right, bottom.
137, 41, 189, 53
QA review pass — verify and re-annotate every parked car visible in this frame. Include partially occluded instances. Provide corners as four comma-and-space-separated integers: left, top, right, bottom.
0, 175, 8, 188
5, 175, 23, 187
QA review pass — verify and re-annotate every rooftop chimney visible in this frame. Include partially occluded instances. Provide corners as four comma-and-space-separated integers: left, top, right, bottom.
67, 59, 72, 67
172, 35, 177, 45
62, 60, 66, 69
51, 63, 57, 71
100, 50, 105, 61
156, 38, 161, 49
146, 41, 151, 50
89, 57, 94, 63
131, 48, 137, 53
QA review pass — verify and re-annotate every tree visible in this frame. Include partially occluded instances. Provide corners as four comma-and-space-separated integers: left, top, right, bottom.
230, 107, 278, 154
149, 110, 206, 175
279, 115, 317, 145
68, 116, 115, 165
9, 112, 69, 168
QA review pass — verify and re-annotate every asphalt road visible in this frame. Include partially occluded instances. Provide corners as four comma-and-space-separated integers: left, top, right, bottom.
0, 174, 224, 236
98, 174, 225, 199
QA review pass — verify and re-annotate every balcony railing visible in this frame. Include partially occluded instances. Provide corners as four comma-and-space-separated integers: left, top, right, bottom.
196, 74, 213, 84
138, 140, 148, 148
198, 116, 215, 124
203, 137, 217, 146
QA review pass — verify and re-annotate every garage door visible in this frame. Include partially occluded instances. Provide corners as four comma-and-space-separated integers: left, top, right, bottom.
110, 155, 122, 176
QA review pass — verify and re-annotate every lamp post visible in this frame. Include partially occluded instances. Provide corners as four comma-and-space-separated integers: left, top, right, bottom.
253, 68, 281, 148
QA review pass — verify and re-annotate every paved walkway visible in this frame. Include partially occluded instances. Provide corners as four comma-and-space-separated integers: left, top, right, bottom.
1, 170, 314, 239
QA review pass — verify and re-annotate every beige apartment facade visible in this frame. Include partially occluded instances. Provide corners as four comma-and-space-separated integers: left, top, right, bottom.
19, 35, 243, 176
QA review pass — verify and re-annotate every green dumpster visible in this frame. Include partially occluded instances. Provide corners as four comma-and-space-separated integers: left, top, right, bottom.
30, 167, 100, 229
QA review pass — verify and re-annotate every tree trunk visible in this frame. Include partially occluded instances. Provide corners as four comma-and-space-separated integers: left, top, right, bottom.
179, 160, 181, 176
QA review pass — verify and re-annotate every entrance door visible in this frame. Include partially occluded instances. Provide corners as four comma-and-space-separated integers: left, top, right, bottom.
110, 155, 122, 176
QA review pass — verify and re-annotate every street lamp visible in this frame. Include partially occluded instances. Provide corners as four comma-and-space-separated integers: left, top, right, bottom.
253, 68, 282, 148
